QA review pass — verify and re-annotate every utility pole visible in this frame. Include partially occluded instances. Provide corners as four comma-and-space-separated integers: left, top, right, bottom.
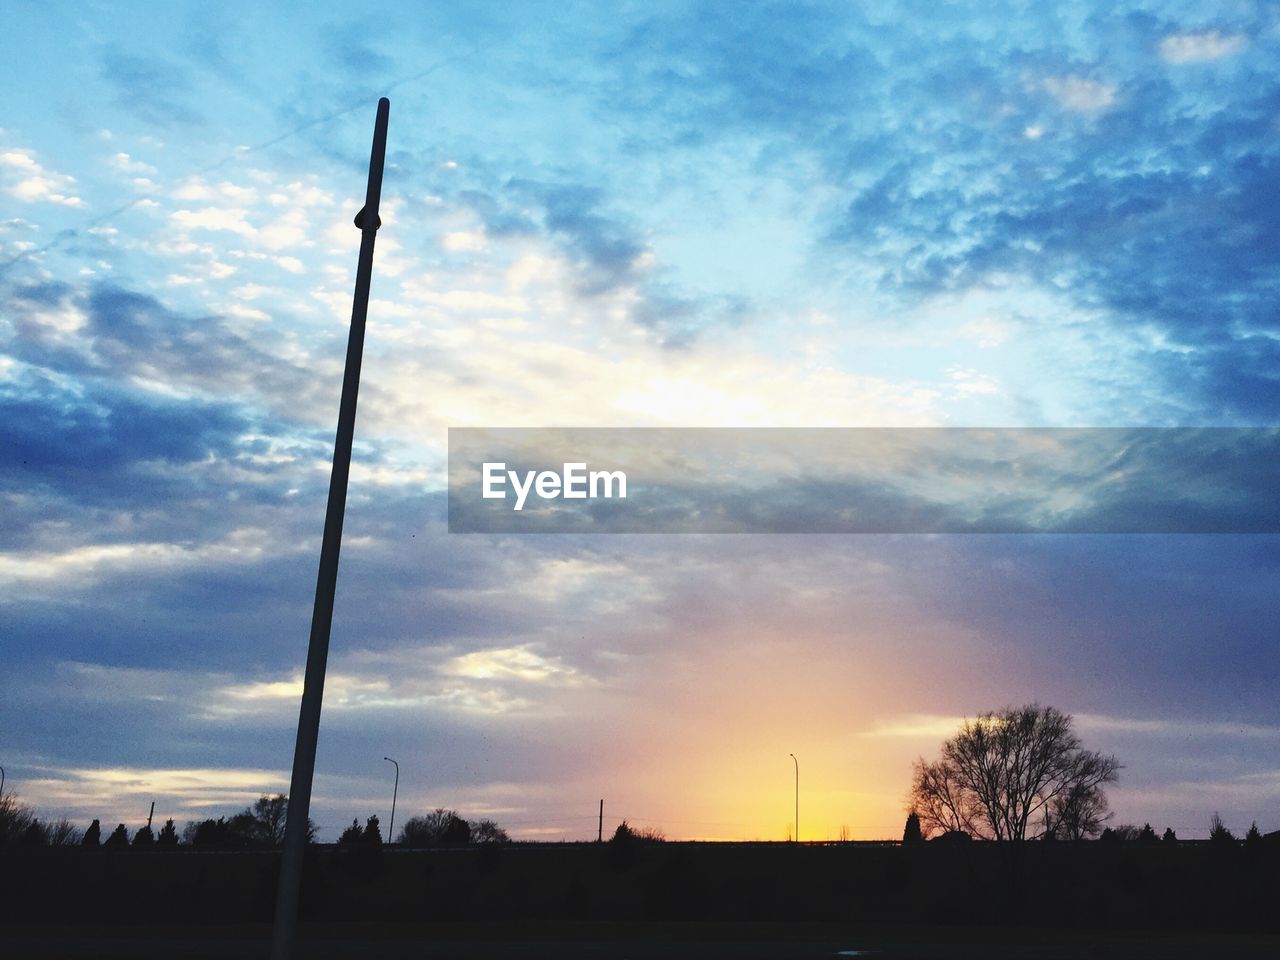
147, 801, 154, 830
598, 799, 603, 842
789, 753, 799, 843
270, 97, 389, 960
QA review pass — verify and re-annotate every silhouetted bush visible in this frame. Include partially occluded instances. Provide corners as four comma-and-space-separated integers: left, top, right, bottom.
104, 823, 129, 847
132, 824, 154, 846
81, 818, 101, 846
903, 811, 924, 843
338, 819, 364, 845
0, 793, 36, 848
363, 815, 383, 847
1138, 823, 1158, 844
1162, 826, 1177, 843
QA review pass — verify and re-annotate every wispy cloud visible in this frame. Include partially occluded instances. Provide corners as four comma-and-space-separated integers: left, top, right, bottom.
1159, 31, 1248, 64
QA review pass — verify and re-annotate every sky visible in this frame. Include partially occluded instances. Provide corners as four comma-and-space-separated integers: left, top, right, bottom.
1, 0, 1279, 842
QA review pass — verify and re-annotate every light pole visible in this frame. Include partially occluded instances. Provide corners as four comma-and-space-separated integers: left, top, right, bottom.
383, 757, 399, 844
1, 764, 5, 799
789, 753, 798, 843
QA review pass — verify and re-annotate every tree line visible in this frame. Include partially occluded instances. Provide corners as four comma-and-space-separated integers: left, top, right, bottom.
0, 791, 510, 850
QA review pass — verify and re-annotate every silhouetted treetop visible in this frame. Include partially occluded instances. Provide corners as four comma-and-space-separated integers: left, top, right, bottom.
157, 818, 178, 846
1209, 812, 1236, 844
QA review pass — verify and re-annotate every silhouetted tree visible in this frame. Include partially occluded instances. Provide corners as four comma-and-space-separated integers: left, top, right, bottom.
157, 818, 178, 846
1244, 821, 1263, 851
21, 820, 50, 846
1209, 812, 1236, 844
363, 815, 383, 846
181, 801, 313, 848
470, 819, 510, 844
396, 808, 472, 846
902, 811, 924, 843
1138, 823, 1159, 844
82, 818, 101, 846
1162, 827, 1177, 843
226, 812, 261, 847
1047, 777, 1112, 840
133, 824, 154, 846
338, 819, 364, 845
610, 820, 664, 843
909, 704, 1120, 841
104, 823, 129, 847
251, 794, 289, 846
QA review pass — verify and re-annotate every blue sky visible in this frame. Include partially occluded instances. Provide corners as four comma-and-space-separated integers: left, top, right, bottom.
2, 1, 1279, 840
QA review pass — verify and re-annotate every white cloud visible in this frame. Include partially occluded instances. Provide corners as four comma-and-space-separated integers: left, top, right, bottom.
1159, 31, 1247, 64
109, 151, 157, 175
172, 206, 255, 236
442, 229, 487, 252
0, 148, 85, 206
1043, 75, 1116, 112
0, 528, 285, 585
860, 714, 966, 738
444, 645, 586, 685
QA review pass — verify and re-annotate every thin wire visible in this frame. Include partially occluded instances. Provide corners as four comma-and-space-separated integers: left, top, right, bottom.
0, 43, 482, 277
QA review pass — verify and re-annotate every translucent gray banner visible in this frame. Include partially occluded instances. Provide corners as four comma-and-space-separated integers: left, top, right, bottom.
447, 428, 1280, 534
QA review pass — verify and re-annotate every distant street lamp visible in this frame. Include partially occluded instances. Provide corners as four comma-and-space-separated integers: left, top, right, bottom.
789, 753, 799, 843
383, 757, 399, 843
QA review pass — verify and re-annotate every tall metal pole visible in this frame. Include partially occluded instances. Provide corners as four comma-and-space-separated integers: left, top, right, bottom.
384, 757, 399, 844
789, 753, 798, 843
270, 96, 389, 960
598, 799, 603, 842
1, 765, 5, 799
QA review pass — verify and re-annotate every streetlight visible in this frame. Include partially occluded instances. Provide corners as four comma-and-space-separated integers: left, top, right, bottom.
789, 753, 798, 843
383, 757, 399, 844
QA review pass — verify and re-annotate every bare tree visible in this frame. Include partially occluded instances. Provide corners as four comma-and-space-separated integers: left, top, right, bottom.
469, 819, 510, 844
908, 704, 1120, 841
251, 794, 289, 846
47, 817, 83, 845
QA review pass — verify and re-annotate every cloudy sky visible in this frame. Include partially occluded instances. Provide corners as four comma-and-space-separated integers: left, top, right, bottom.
2, 1, 1279, 841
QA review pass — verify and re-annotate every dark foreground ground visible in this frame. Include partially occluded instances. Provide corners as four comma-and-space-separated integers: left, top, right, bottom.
2, 921, 1279, 960
2, 840, 1278, 957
